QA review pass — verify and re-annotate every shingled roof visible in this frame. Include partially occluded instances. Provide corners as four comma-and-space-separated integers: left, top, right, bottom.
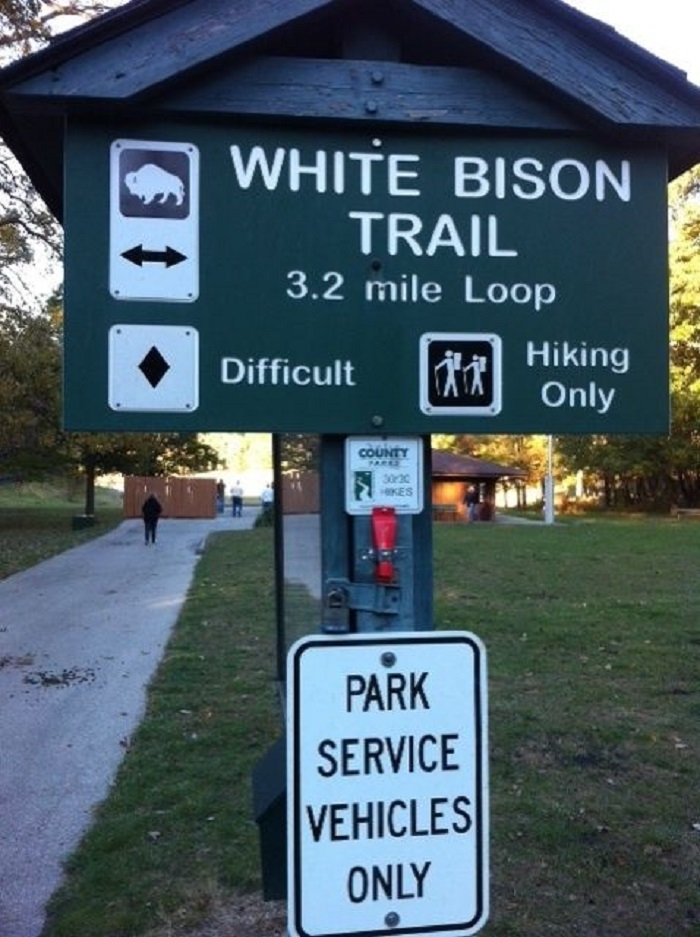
2, 0, 700, 221
432, 449, 527, 480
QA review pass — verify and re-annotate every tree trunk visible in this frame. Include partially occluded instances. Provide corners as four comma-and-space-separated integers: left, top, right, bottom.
84, 459, 96, 516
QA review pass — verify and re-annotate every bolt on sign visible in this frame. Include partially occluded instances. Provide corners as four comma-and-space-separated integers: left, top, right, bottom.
64, 123, 668, 433
287, 632, 488, 937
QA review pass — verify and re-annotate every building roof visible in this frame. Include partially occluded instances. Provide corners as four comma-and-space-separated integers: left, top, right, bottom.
432, 449, 527, 480
2, 0, 700, 221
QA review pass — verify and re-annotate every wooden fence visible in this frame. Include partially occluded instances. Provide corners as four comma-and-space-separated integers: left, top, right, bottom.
123, 476, 217, 518
281, 471, 319, 514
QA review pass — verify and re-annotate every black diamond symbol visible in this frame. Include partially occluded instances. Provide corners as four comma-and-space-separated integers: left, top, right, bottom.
139, 346, 170, 388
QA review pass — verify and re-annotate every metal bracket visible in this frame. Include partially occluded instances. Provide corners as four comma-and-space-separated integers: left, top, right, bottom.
358, 547, 407, 564
325, 578, 401, 616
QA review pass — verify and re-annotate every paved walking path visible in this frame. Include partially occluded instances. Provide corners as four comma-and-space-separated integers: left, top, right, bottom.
0, 506, 544, 935
0, 509, 257, 937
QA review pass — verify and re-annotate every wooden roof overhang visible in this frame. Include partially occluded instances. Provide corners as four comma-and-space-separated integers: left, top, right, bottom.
432, 449, 527, 481
2, 0, 700, 222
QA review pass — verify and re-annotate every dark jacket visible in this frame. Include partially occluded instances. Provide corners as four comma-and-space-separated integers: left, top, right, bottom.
142, 494, 163, 521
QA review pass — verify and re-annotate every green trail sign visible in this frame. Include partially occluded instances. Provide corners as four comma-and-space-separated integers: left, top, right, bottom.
64, 122, 669, 434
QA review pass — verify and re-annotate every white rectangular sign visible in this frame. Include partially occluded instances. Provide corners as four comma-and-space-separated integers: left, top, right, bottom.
287, 631, 489, 937
345, 437, 423, 515
108, 324, 199, 412
109, 139, 199, 302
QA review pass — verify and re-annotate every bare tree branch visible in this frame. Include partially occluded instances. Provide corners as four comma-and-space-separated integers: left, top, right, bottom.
0, 1, 128, 305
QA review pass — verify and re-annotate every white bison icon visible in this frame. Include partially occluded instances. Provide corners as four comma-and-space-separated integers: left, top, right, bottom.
124, 163, 185, 206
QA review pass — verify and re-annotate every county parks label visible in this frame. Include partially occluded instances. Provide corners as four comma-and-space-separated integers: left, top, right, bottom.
345, 436, 423, 514
287, 632, 489, 937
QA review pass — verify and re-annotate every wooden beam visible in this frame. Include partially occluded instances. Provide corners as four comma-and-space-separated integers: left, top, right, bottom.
414, 0, 700, 129
153, 57, 582, 131
5, 0, 698, 133
9, 0, 339, 101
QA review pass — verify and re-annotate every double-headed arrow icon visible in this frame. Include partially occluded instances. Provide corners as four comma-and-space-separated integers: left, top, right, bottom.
110, 142, 198, 301
121, 244, 187, 267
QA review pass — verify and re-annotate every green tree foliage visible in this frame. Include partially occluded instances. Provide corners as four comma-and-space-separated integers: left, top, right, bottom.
1, 1, 220, 501
0, 305, 64, 476
0, 284, 220, 493
555, 166, 700, 508
0, 1, 126, 308
279, 434, 319, 472
71, 433, 222, 479
670, 165, 700, 388
0, 0, 60, 304
67, 432, 222, 514
0, 149, 58, 308
433, 433, 550, 505
556, 434, 674, 508
441, 165, 700, 511
0, 1, 43, 57
0, 1, 122, 58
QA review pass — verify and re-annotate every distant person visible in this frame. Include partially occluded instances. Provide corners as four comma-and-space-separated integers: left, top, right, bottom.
231, 480, 244, 517
141, 492, 162, 545
464, 485, 480, 522
261, 483, 274, 512
216, 479, 226, 513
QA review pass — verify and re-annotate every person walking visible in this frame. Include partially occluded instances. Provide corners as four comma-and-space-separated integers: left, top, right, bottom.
231, 481, 244, 517
216, 479, 226, 513
141, 492, 163, 545
261, 483, 274, 512
464, 485, 480, 522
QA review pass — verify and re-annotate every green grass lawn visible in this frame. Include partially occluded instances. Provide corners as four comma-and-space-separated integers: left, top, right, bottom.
39, 518, 700, 937
436, 520, 700, 937
0, 481, 123, 579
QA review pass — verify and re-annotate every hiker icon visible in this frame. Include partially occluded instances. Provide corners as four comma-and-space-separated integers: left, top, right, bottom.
420, 332, 502, 416
463, 354, 488, 396
434, 349, 463, 398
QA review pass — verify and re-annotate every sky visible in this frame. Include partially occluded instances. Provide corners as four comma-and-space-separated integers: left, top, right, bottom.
50, 1, 700, 85
563, 0, 700, 86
